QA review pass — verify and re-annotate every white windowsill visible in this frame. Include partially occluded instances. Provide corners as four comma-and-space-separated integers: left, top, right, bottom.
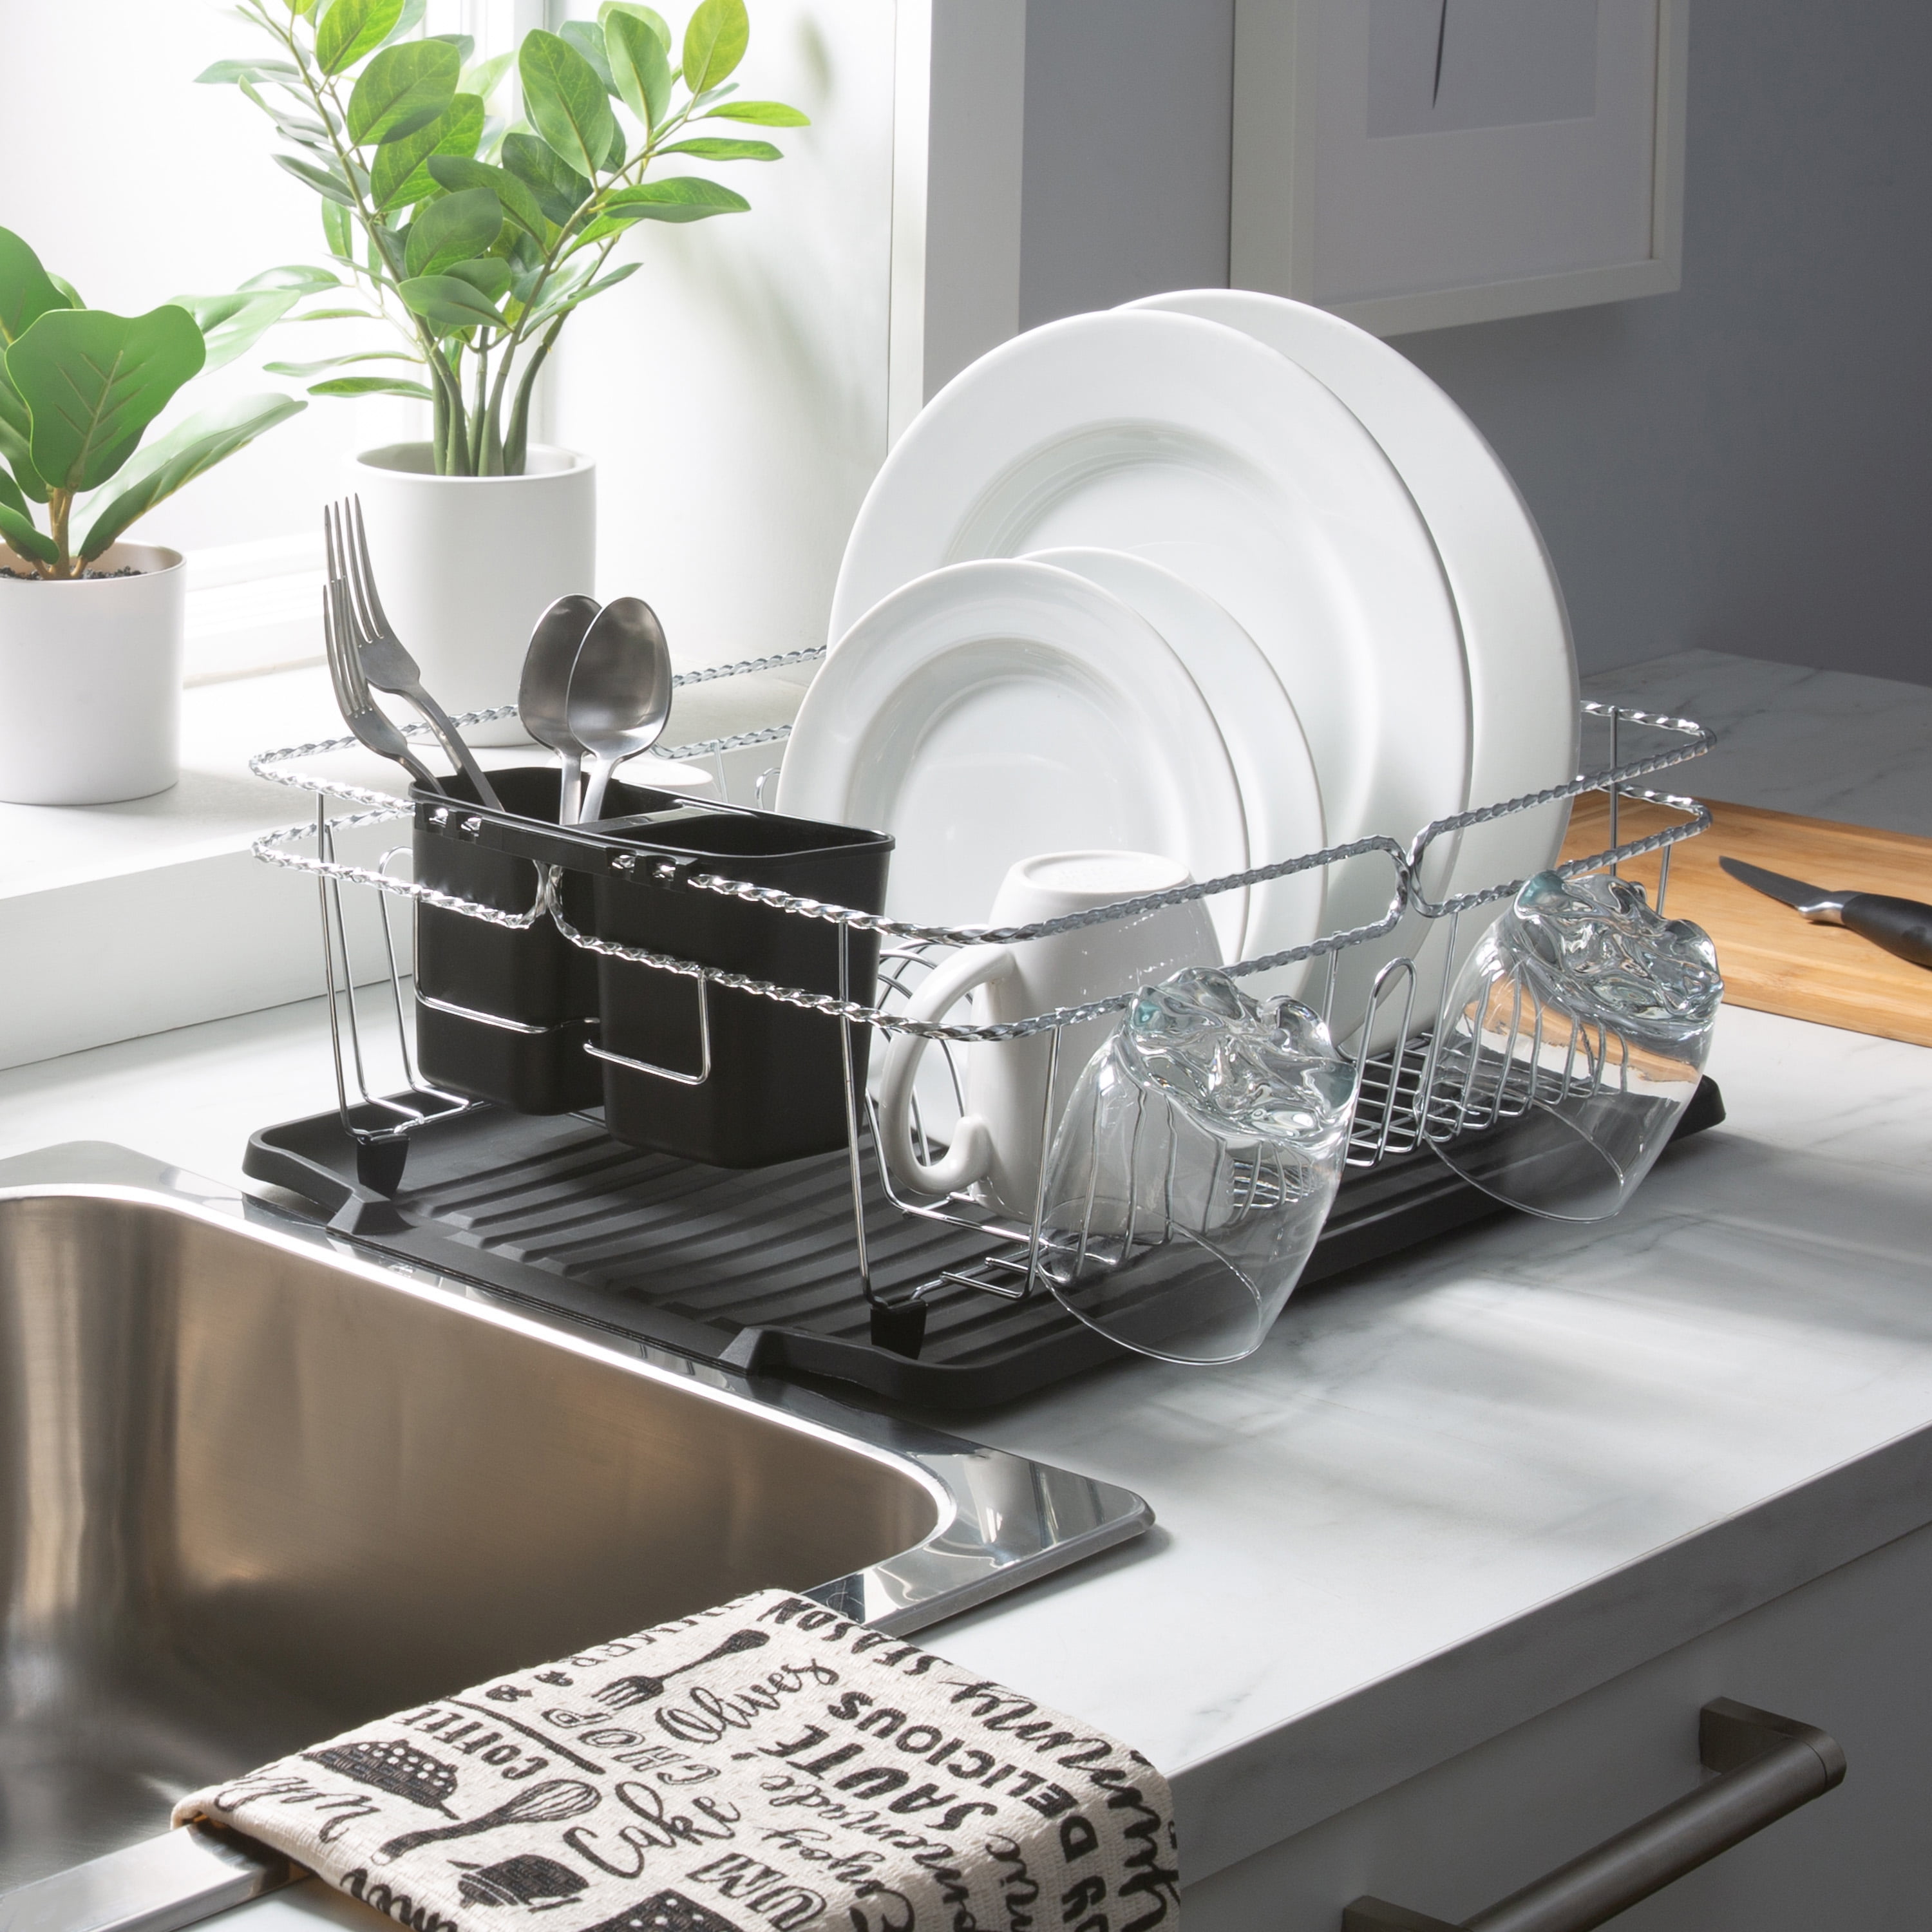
184, 535, 326, 687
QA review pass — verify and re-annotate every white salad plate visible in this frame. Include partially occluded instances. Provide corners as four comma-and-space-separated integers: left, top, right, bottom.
825, 308, 1469, 1038
777, 558, 1251, 956
1027, 545, 1326, 991
1127, 290, 1580, 929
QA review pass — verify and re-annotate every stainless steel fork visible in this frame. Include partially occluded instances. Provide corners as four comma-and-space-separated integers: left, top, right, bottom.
331, 497, 506, 813
323, 569, 447, 796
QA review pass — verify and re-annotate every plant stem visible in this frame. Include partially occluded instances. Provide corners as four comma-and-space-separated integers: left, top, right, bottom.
48, 490, 73, 578
469, 337, 490, 475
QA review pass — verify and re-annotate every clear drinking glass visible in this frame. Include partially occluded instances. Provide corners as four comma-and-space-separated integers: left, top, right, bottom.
1036, 968, 1356, 1365
1429, 869, 1723, 1221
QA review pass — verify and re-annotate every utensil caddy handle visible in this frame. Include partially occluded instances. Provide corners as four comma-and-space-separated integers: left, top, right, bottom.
251, 674, 1714, 1360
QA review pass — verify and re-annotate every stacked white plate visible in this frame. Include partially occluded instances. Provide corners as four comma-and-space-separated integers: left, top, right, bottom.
777, 294, 1578, 1047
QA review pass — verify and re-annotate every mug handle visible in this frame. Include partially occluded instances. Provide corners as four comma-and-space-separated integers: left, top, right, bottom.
876, 944, 1016, 1198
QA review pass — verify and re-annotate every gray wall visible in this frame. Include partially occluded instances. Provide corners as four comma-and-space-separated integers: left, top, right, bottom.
1018, 0, 1932, 683
1019, 0, 1237, 325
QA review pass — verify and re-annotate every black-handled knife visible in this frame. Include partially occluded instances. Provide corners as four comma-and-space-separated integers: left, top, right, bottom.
1719, 856, 1932, 969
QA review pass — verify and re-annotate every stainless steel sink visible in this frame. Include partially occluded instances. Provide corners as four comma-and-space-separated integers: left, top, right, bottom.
0, 1144, 1148, 1911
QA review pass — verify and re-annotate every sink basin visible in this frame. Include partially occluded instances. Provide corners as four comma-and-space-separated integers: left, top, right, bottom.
0, 1145, 1148, 1901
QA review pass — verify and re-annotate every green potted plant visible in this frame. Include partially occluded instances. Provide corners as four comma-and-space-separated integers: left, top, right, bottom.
207, 0, 806, 739
0, 228, 307, 804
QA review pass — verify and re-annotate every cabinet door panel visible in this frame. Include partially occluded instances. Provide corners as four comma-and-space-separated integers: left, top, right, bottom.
1182, 1517, 1932, 1931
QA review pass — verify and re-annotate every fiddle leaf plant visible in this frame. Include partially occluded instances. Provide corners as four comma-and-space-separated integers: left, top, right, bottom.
0, 227, 310, 579
206, 0, 808, 479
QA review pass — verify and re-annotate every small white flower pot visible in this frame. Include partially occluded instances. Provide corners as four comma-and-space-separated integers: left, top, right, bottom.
0, 542, 186, 806
350, 444, 596, 748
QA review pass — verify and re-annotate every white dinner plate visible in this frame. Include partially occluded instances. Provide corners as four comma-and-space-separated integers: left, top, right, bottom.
1127, 291, 1580, 952
826, 308, 1469, 1041
1027, 546, 1326, 991
777, 558, 1250, 956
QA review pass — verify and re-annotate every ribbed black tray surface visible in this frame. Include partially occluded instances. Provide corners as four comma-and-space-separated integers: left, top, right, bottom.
245, 1079, 1724, 1410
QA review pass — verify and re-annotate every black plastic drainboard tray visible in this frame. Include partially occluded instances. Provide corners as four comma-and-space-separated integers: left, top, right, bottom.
244, 1077, 1725, 1411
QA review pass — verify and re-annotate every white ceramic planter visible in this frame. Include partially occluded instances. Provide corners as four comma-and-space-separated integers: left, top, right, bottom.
350, 444, 596, 746
0, 542, 185, 806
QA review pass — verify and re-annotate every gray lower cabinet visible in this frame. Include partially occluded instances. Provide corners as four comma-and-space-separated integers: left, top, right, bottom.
1182, 1517, 1932, 1930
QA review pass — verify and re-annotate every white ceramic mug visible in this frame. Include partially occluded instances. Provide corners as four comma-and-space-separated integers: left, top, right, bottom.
877, 851, 1221, 1217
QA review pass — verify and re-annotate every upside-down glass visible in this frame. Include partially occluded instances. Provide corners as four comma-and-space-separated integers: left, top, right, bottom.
1428, 869, 1723, 1220
1036, 968, 1357, 1364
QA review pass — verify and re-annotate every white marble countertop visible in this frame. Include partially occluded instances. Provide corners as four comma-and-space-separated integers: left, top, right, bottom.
1581, 647, 1932, 838
6, 648, 1932, 1901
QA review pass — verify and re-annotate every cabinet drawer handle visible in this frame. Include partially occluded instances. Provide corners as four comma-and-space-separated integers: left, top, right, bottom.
1344, 1698, 1845, 1932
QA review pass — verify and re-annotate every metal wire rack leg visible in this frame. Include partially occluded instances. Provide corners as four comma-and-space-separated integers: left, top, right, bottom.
314, 799, 473, 1193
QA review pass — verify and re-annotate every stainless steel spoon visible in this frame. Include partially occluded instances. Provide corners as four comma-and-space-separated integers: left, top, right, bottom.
518, 592, 600, 824
567, 596, 673, 823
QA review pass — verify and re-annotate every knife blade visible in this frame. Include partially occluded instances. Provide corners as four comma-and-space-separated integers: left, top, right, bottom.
1719, 855, 1932, 969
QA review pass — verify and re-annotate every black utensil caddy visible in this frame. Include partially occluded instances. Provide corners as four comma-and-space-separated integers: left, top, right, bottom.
411, 770, 891, 1165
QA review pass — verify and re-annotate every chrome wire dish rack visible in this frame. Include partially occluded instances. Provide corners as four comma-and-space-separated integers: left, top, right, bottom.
249, 656, 1712, 1355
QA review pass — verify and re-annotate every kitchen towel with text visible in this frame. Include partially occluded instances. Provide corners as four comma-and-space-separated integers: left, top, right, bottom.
172, 1587, 1179, 1932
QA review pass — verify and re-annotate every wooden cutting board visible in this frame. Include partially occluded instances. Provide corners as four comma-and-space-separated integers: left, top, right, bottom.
1559, 796, 1932, 1047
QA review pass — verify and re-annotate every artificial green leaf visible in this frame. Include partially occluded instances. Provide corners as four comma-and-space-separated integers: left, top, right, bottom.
605, 8, 673, 132
372, 91, 484, 207
289, 306, 383, 321
0, 227, 71, 349
275, 151, 357, 206
0, 502, 57, 567
460, 51, 514, 103
238, 71, 325, 124
254, 108, 336, 155
263, 350, 419, 377
682, 0, 748, 97
526, 255, 595, 303
0, 371, 46, 500
377, 0, 427, 46
699, 99, 809, 126
167, 289, 301, 370
307, 374, 437, 398
426, 155, 547, 238
196, 57, 305, 84
507, 260, 546, 308
600, 176, 750, 222
49, 276, 84, 310
404, 188, 503, 277
316, 0, 404, 75
560, 21, 616, 94
347, 39, 460, 144
520, 30, 618, 182
322, 198, 356, 259
445, 257, 515, 301
0, 465, 28, 521
243, 263, 344, 294
399, 273, 506, 334
5, 305, 207, 493
659, 136, 781, 160
524, 258, 640, 327
567, 214, 629, 248
600, 2, 672, 51
77, 393, 307, 560
501, 131, 593, 227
